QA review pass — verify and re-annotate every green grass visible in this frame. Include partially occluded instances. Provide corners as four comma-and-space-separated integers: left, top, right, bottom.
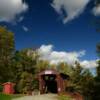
58, 94, 73, 100
0, 94, 11, 100
0, 93, 25, 100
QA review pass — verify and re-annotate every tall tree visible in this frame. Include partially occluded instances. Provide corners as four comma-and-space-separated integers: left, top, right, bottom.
68, 62, 83, 92
93, 60, 100, 100
68, 62, 95, 100
0, 26, 15, 82
79, 70, 95, 100
14, 49, 38, 93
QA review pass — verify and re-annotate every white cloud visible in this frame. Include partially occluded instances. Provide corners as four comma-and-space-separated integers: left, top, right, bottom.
22, 26, 29, 32
18, 16, 24, 22
38, 44, 85, 65
0, 0, 28, 22
38, 45, 97, 69
51, 0, 90, 23
80, 60, 98, 69
92, 4, 100, 16
38, 45, 53, 56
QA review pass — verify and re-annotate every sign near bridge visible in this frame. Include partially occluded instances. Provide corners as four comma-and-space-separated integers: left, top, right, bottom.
45, 71, 52, 74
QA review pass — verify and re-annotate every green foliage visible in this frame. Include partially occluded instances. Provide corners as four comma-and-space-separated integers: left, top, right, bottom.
19, 72, 33, 93
79, 70, 95, 100
13, 49, 38, 93
57, 62, 73, 75
65, 62, 96, 100
96, 43, 100, 56
36, 60, 49, 72
68, 62, 83, 92
0, 26, 15, 83
91, 60, 100, 100
32, 79, 39, 90
96, 60, 100, 77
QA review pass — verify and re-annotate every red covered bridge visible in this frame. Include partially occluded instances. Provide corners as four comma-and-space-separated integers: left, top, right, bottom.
38, 69, 69, 94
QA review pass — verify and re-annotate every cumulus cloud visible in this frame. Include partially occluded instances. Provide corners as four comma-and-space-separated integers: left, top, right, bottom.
51, 0, 90, 23
0, 0, 28, 22
38, 45, 97, 69
38, 45, 53, 56
92, 4, 100, 16
38, 44, 85, 65
80, 60, 98, 69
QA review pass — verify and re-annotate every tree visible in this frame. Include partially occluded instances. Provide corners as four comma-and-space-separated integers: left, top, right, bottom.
92, 60, 100, 100
96, 0, 100, 5
67, 62, 95, 100
57, 62, 73, 75
93, 1, 100, 99
79, 70, 95, 100
67, 62, 83, 93
96, 43, 100, 56
36, 60, 49, 72
17, 72, 33, 93
13, 49, 38, 93
0, 26, 15, 82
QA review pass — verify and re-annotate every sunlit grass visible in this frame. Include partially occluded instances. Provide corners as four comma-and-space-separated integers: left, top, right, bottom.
58, 94, 73, 100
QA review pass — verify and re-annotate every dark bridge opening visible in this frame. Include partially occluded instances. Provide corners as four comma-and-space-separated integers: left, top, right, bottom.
42, 75, 57, 93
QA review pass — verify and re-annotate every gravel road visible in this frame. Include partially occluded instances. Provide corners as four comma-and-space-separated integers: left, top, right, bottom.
13, 94, 58, 100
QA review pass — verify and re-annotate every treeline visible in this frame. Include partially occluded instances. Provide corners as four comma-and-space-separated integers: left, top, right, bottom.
0, 26, 100, 100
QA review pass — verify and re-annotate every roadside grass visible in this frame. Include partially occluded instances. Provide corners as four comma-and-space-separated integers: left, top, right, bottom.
0, 93, 25, 100
0, 93, 11, 100
58, 94, 73, 100
11, 94, 25, 99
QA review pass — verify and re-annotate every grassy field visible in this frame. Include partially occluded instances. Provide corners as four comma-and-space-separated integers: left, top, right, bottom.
0, 93, 73, 100
0, 93, 24, 100
0, 94, 11, 100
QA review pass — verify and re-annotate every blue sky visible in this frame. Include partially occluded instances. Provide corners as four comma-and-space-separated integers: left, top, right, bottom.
0, 0, 100, 69
16, 0, 99, 59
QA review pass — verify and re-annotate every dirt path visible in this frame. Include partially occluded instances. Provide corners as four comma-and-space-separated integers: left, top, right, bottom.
13, 94, 58, 100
